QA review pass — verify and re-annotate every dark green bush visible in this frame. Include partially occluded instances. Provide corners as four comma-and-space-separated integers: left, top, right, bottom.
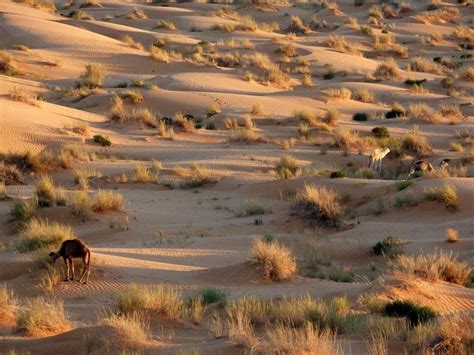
93, 135, 112, 147
330, 171, 348, 179
353, 112, 368, 121
383, 300, 436, 325
372, 127, 390, 138
404, 79, 426, 86
199, 288, 227, 305
323, 72, 334, 80
385, 105, 405, 119
372, 236, 403, 257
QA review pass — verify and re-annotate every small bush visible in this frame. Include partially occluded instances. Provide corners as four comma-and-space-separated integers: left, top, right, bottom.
229, 129, 264, 143
120, 89, 143, 104
16, 297, 71, 336
18, 219, 74, 253
372, 236, 403, 257
36, 175, 56, 207
425, 185, 457, 211
155, 20, 176, 30
275, 155, 301, 179
353, 112, 368, 121
250, 239, 296, 281
174, 164, 217, 189
0, 284, 17, 324
93, 134, 111, 146
372, 127, 390, 138
78, 64, 105, 88
324, 87, 352, 99
445, 228, 458, 243
328, 268, 355, 283
103, 313, 150, 349
395, 180, 413, 191
383, 300, 436, 326
293, 185, 342, 227
392, 251, 471, 286
330, 171, 347, 179
10, 198, 38, 223
237, 200, 266, 217
374, 58, 401, 80
199, 288, 227, 305
70, 191, 92, 220
385, 102, 405, 118
93, 190, 125, 213
131, 164, 156, 183
352, 89, 375, 103
402, 130, 433, 157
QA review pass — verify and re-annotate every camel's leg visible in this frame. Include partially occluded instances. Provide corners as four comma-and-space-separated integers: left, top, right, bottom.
63, 258, 70, 281
378, 159, 383, 173
78, 256, 88, 283
368, 156, 374, 169
70, 259, 75, 280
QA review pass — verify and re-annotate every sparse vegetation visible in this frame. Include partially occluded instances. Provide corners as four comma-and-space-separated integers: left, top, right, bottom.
18, 218, 74, 252
402, 130, 433, 157
10, 198, 38, 223
293, 185, 342, 227
0, 284, 17, 324
374, 58, 401, 80
445, 228, 458, 243
236, 200, 266, 217
35, 175, 56, 207
372, 236, 403, 257
78, 64, 105, 88
425, 185, 458, 211
16, 299, 68, 338
383, 300, 436, 325
93, 190, 125, 213
93, 134, 112, 146
250, 239, 296, 281
275, 155, 301, 179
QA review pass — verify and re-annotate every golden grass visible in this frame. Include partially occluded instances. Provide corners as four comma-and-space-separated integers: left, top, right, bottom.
155, 20, 176, 31
415, 7, 460, 24
227, 311, 260, 350
16, 298, 71, 336
10, 198, 38, 223
64, 122, 89, 136
93, 190, 125, 213
392, 250, 471, 286
78, 64, 105, 88
445, 228, 458, 243
0, 284, 17, 324
8, 86, 38, 106
352, 89, 375, 103
265, 323, 342, 354
35, 175, 56, 207
149, 45, 181, 63
116, 283, 183, 319
104, 313, 150, 349
70, 191, 92, 220
120, 89, 144, 104
452, 25, 474, 42
408, 57, 444, 75
229, 128, 265, 143
425, 185, 458, 211
407, 103, 443, 124
293, 184, 342, 227
275, 155, 302, 179
18, 218, 74, 253
324, 87, 352, 100
14, 0, 56, 11
326, 35, 361, 55
401, 130, 433, 157
120, 35, 143, 50
374, 58, 400, 80
250, 239, 296, 281
131, 164, 157, 183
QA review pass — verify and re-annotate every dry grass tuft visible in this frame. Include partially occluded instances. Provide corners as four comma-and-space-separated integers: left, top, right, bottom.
445, 228, 458, 243
104, 313, 150, 349
93, 190, 125, 213
131, 164, 157, 183
120, 35, 143, 50
402, 130, 433, 157
408, 57, 444, 75
70, 191, 92, 220
16, 298, 71, 336
229, 128, 265, 143
326, 35, 360, 55
250, 239, 296, 281
352, 89, 375, 103
0, 284, 18, 324
392, 250, 471, 285
324, 87, 352, 100
407, 103, 442, 124
374, 58, 401, 80
275, 155, 302, 179
78, 64, 105, 88
425, 185, 458, 211
265, 323, 342, 354
18, 218, 74, 253
227, 311, 260, 350
293, 185, 342, 227
8, 86, 38, 105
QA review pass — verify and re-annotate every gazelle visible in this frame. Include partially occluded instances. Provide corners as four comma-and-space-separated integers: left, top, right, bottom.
368, 147, 390, 173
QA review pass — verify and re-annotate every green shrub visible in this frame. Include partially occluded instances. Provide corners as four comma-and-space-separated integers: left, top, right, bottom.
275, 155, 301, 179
372, 236, 403, 257
330, 171, 348, 179
18, 219, 75, 253
395, 180, 413, 191
10, 198, 38, 222
93, 134, 111, 146
383, 300, 436, 325
199, 288, 227, 305
385, 103, 405, 118
372, 127, 390, 138
353, 112, 368, 121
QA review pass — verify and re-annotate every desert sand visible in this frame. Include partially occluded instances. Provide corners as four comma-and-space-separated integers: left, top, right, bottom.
0, 0, 473, 354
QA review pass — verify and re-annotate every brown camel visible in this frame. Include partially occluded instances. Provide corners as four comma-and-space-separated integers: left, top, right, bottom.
49, 239, 91, 284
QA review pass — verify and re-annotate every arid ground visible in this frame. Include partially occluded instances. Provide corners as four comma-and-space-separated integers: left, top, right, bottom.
0, 0, 473, 354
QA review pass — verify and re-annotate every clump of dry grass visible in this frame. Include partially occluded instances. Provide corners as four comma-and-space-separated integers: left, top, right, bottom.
120, 90, 143, 104
126, 7, 147, 19
452, 25, 474, 42
70, 191, 92, 220
10, 198, 38, 223
155, 20, 176, 31
374, 58, 401, 80
18, 218, 74, 253
293, 185, 342, 227
275, 155, 302, 179
407, 103, 442, 124
415, 7, 460, 24
250, 239, 296, 281
229, 128, 265, 143
0, 50, 17, 76
78, 64, 105, 88
264, 323, 342, 354
0, 284, 17, 324
103, 313, 150, 349
392, 251, 471, 286
408, 57, 444, 75
131, 164, 157, 183
401, 130, 433, 157
115, 283, 183, 319
324, 87, 352, 100
227, 311, 260, 350
251, 103, 265, 116
461, 67, 474, 82
8, 86, 38, 105
425, 185, 458, 211
93, 190, 125, 213
36, 175, 56, 207
14, 0, 56, 12
173, 164, 217, 189
149, 45, 181, 63
445, 228, 458, 243
326, 35, 361, 55
439, 104, 464, 122
374, 35, 408, 58
286, 15, 310, 35
63, 122, 89, 136
352, 89, 375, 103
16, 298, 71, 336
120, 35, 143, 50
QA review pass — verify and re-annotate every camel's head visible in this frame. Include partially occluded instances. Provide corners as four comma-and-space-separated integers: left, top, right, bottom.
49, 252, 60, 264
